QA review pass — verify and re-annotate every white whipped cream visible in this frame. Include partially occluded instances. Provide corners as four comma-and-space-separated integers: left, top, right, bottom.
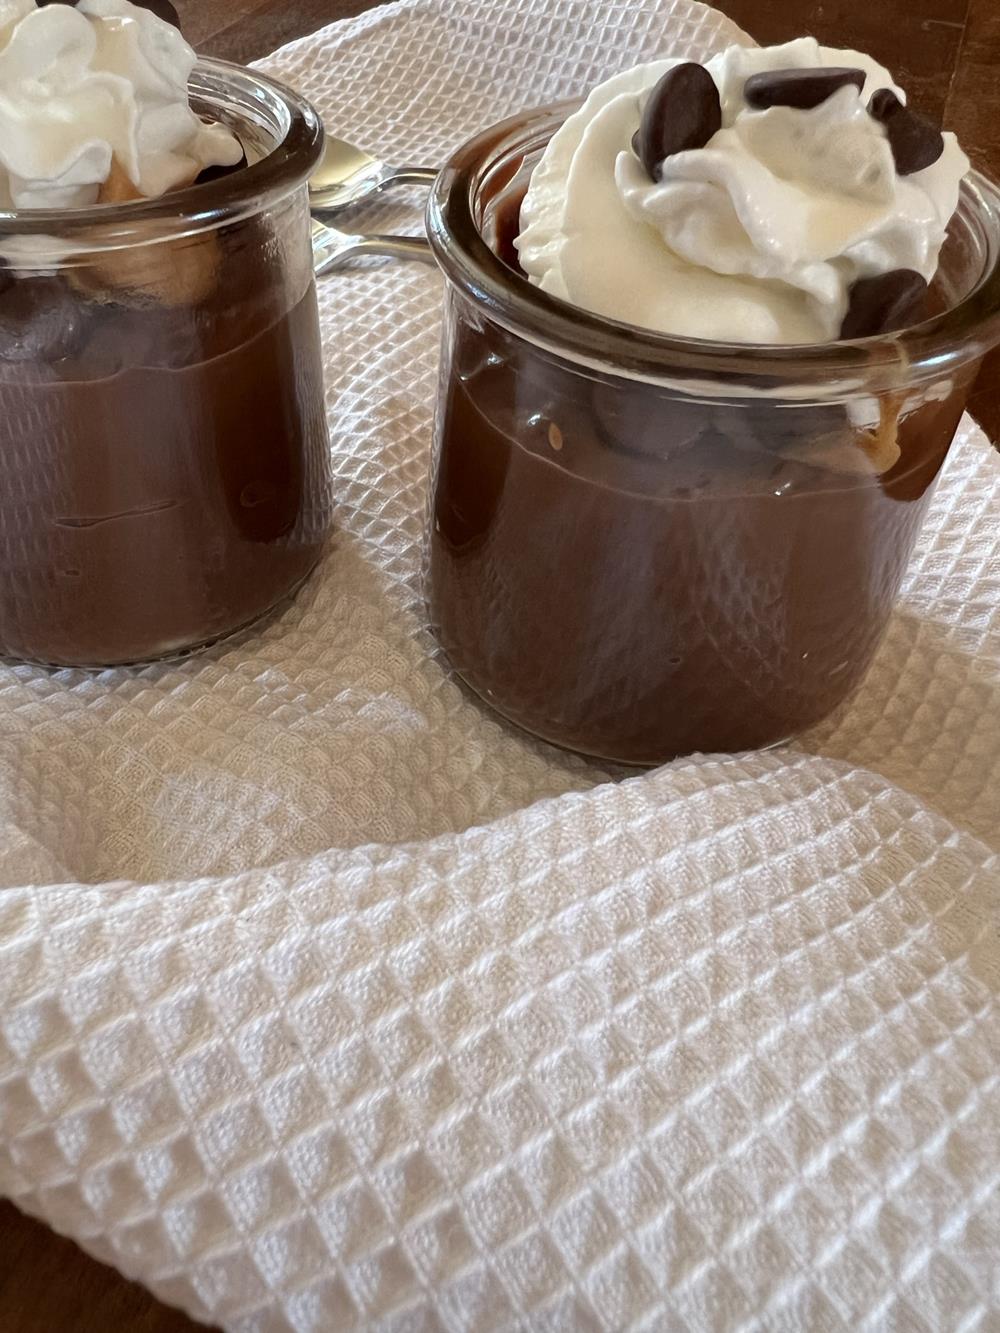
0, 0, 243, 210
516, 38, 970, 343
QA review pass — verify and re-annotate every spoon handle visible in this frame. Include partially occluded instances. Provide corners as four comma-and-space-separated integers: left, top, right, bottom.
310, 164, 440, 215
348, 233, 435, 264
312, 229, 434, 275
379, 165, 439, 188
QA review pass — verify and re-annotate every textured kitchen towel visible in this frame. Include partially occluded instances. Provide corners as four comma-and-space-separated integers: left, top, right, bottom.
2, 1, 1000, 1329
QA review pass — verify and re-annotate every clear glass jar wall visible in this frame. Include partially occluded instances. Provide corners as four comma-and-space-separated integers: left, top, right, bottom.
0, 61, 332, 668
426, 107, 1000, 764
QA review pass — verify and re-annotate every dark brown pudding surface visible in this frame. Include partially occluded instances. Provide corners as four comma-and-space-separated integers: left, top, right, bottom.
0, 211, 331, 667
428, 185, 971, 763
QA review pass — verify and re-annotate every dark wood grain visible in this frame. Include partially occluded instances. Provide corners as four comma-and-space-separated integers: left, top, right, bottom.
180, 0, 1000, 440
175, 0, 376, 63
4, 2, 999, 1330
0, 1201, 214, 1333
947, 0, 1000, 435
715, 0, 971, 121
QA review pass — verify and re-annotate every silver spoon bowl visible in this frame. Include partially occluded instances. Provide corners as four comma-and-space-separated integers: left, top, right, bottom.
309, 135, 438, 216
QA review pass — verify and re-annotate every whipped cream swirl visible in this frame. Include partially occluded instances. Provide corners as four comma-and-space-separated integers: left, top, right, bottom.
516, 38, 970, 343
0, 0, 243, 209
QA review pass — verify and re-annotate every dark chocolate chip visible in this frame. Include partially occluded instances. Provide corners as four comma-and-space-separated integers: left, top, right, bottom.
487, 187, 525, 276
125, 0, 181, 26
744, 66, 866, 111
592, 379, 705, 459
195, 148, 249, 187
634, 63, 722, 181
840, 268, 929, 339
0, 278, 88, 363
868, 88, 944, 175
62, 299, 204, 379
37, 0, 180, 25
717, 401, 850, 456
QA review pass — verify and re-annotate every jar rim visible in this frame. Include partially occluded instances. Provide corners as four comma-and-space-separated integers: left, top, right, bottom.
427, 102, 1000, 395
0, 58, 323, 240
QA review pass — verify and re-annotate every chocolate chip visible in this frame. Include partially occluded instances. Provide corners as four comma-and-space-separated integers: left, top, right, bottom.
868, 88, 943, 175
62, 299, 203, 378
487, 186, 525, 276
0, 278, 88, 363
37, 0, 180, 25
195, 148, 249, 187
744, 66, 866, 111
592, 379, 705, 459
137, 1, 181, 30
634, 63, 722, 181
719, 402, 850, 456
840, 269, 928, 339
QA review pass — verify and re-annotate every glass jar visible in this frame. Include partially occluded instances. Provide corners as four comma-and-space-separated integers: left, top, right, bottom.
425, 105, 1000, 766
0, 60, 331, 668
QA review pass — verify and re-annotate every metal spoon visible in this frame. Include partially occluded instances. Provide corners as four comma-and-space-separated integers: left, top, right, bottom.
309, 135, 437, 216
310, 218, 433, 274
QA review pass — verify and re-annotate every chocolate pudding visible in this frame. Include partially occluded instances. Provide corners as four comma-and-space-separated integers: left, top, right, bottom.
0, 217, 331, 667
426, 78, 980, 764
429, 308, 969, 762
424, 31, 991, 763
0, 4, 331, 668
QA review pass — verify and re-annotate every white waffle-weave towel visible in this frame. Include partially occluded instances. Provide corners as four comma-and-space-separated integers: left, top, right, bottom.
2, 1, 1000, 1329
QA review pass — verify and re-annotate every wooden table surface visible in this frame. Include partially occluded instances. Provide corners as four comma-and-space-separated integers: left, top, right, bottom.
3, 1, 998, 1329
